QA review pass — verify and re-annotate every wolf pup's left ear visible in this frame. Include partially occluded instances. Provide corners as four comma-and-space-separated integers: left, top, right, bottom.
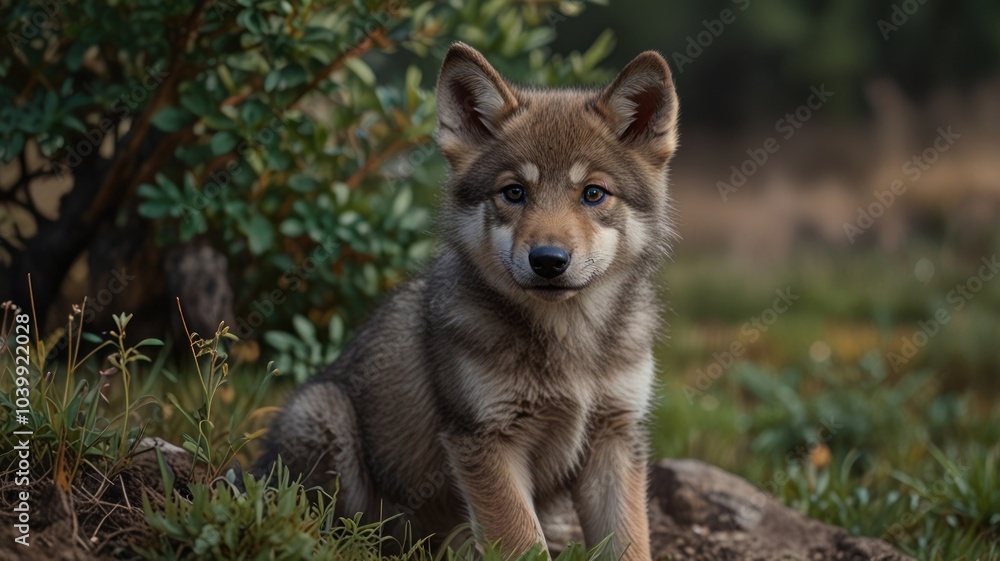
436, 42, 519, 164
596, 51, 679, 164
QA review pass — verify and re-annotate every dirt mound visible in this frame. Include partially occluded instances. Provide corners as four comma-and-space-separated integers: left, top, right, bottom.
3, 443, 910, 560
0, 438, 200, 560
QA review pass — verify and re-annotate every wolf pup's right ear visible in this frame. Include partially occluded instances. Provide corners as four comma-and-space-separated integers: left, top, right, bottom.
596, 51, 679, 165
436, 42, 519, 166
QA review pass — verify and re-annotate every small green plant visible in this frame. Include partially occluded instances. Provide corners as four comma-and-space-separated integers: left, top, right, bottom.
169, 300, 278, 481
0, 300, 162, 487
265, 313, 344, 383
142, 460, 423, 560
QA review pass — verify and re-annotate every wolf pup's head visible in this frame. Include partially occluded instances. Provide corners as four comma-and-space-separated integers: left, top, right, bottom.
436, 43, 679, 306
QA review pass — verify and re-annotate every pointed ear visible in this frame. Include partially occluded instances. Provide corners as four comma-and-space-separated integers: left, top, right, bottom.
596, 51, 679, 162
435, 42, 519, 157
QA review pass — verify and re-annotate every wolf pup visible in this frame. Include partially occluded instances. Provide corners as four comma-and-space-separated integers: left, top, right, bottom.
256, 43, 679, 560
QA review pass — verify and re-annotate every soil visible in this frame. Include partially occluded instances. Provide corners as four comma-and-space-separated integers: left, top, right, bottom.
2, 441, 912, 560
0, 438, 199, 560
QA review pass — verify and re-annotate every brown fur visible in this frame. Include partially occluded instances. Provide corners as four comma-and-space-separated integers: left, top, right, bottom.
257, 43, 680, 560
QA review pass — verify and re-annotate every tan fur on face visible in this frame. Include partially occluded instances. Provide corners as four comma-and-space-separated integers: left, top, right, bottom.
493, 193, 619, 291
438, 72, 678, 308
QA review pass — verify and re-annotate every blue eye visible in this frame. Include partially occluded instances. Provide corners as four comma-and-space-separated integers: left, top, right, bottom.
582, 185, 608, 206
502, 184, 526, 204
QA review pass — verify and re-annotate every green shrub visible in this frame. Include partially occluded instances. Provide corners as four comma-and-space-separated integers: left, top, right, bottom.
1, 0, 615, 381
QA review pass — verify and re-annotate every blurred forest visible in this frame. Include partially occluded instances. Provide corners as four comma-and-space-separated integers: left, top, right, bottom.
1, 1, 999, 559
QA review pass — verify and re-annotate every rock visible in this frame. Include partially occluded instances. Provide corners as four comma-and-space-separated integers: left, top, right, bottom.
541, 459, 913, 561
131, 436, 208, 493
164, 238, 236, 342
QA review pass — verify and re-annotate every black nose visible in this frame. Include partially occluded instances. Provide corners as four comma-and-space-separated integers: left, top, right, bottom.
529, 246, 570, 279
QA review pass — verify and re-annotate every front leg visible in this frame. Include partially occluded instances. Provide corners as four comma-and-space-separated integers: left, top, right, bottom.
571, 409, 651, 561
442, 431, 547, 557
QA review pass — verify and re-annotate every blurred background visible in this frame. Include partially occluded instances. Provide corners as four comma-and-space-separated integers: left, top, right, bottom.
1, 1, 998, 559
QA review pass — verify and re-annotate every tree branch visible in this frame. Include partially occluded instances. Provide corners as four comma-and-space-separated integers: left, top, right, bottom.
294, 28, 386, 109
82, 0, 211, 229
346, 138, 413, 189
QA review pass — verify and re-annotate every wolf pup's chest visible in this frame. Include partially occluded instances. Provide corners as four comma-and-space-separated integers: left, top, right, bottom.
494, 384, 595, 496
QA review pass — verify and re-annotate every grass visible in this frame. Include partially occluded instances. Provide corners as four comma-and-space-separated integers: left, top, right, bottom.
654, 241, 1000, 560
141, 460, 430, 560
1, 242, 998, 560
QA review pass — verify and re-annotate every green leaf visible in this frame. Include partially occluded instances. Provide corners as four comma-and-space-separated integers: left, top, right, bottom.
239, 99, 271, 124
344, 58, 375, 86
154, 447, 176, 495
81, 332, 103, 344
264, 69, 281, 93
581, 29, 616, 70
328, 315, 344, 343
180, 86, 217, 117
266, 146, 291, 170
150, 106, 194, 132
405, 65, 422, 110
244, 213, 274, 255
178, 144, 213, 167
288, 174, 318, 193
137, 183, 163, 199
391, 187, 413, 218
292, 315, 316, 342
179, 211, 208, 240
139, 200, 176, 219
66, 42, 88, 72
210, 131, 239, 155
2, 132, 25, 162
264, 330, 300, 352
44, 91, 58, 117
265, 64, 308, 92
279, 218, 305, 237
136, 338, 165, 347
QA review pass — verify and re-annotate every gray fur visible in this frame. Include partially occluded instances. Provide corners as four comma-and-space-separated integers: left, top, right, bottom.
257, 42, 680, 561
